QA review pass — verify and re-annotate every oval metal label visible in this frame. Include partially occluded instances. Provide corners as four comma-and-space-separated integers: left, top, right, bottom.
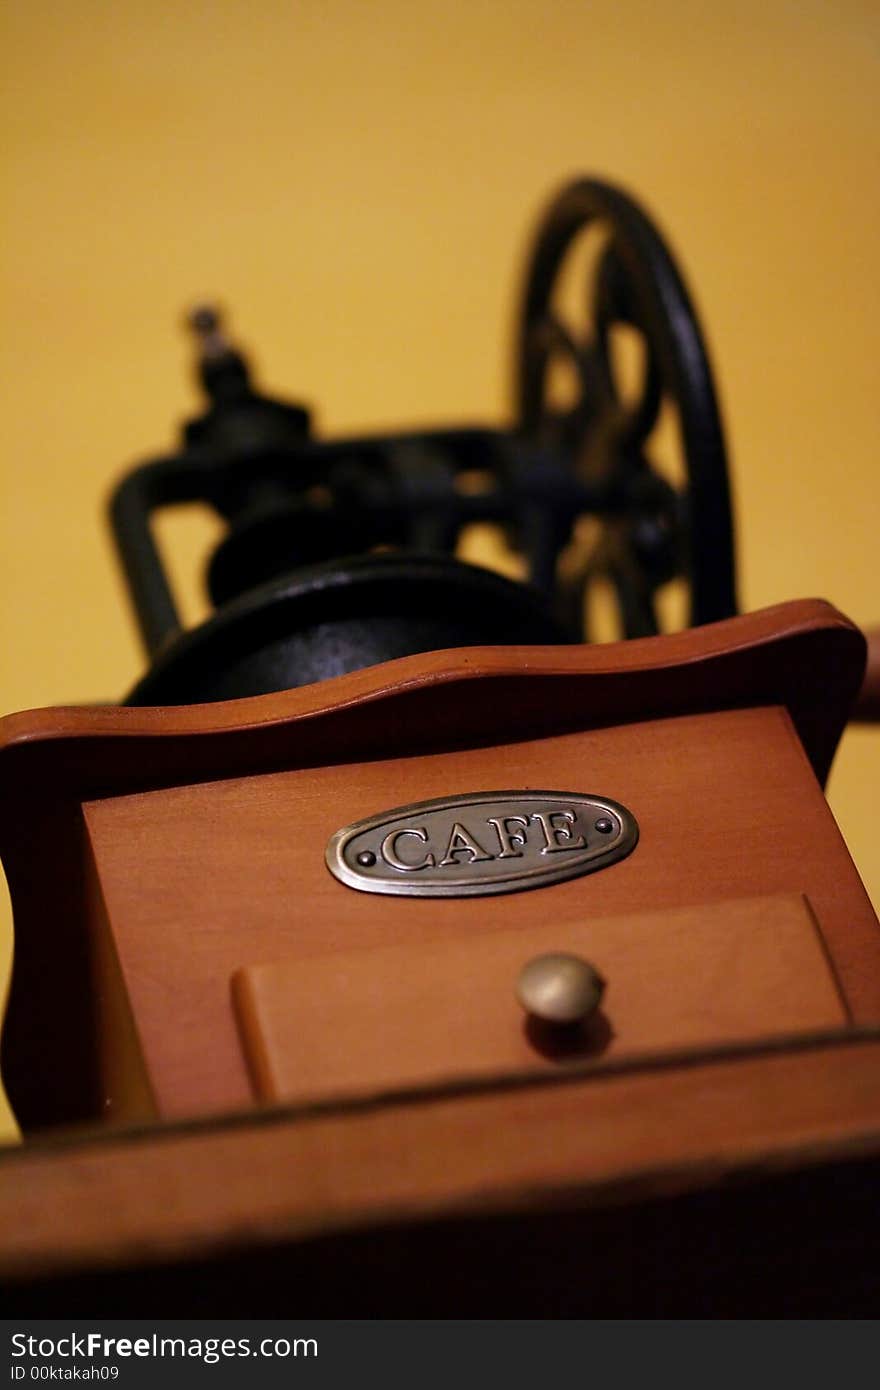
325, 790, 638, 897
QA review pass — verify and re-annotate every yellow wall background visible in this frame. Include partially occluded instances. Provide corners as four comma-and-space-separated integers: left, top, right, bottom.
1, 0, 878, 1140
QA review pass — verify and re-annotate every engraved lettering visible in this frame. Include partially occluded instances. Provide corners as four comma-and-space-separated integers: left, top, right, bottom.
379, 826, 436, 872
327, 792, 637, 897
530, 809, 587, 853
438, 821, 494, 867
486, 815, 530, 859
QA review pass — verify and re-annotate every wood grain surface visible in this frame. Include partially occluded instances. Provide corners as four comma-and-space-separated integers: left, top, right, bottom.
0, 600, 873, 1130
2, 1031, 880, 1291
232, 893, 849, 1105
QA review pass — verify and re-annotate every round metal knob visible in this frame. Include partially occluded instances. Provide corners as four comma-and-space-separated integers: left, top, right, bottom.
516, 953, 605, 1025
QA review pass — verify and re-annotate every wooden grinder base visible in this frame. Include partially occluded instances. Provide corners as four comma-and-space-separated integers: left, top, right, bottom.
1, 599, 879, 1313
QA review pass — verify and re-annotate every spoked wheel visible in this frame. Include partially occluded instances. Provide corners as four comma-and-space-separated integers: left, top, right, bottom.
514, 177, 737, 639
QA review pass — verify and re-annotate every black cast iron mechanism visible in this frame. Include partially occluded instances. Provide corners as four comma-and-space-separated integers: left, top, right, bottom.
110, 177, 738, 706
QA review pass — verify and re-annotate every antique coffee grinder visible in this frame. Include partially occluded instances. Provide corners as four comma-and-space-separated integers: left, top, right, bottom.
1, 178, 878, 1316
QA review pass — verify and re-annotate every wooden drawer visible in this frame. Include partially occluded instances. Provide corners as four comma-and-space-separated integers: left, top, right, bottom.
232, 892, 849, 1105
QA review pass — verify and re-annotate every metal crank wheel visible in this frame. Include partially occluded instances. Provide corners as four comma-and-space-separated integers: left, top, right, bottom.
514, 177, 737, 639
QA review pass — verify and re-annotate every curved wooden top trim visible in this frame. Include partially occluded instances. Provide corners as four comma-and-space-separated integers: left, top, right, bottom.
0, 598, 866, 803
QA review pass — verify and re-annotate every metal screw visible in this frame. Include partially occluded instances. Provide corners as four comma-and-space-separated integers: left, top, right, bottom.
188, 303, 222, 336
186, 302, 232, 362
594, 817, 614, 834
355, 850, 377, 868
516, 953, 605, 1025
